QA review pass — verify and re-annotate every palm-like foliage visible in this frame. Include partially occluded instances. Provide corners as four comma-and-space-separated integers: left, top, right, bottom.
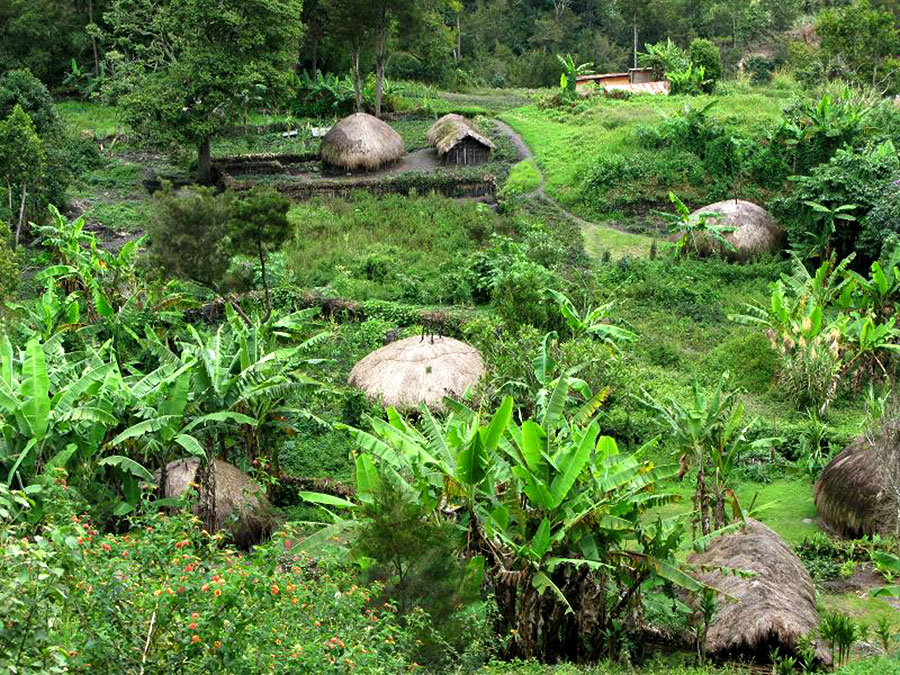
732, 254, 900, 411
640, 374, 772, 537
304, 389, 695, 661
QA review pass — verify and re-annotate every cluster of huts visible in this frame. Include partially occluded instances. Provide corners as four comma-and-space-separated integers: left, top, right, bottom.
155, 111, 890, 670
318, 112, 495, 173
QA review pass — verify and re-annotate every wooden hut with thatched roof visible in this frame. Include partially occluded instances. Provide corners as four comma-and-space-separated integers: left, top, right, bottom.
348, 335, 485, 411
157, 458, 274, 548
690, 200, 785, 261
320, 113, 406, 172
427, 114, 495, 166
687, 519, 819, 660
814, 438, 895, 538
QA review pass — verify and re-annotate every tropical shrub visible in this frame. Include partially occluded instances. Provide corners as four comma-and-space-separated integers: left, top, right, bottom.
774, 89, 872, 176
0, 488, 415, 673
743, 54, 774, 85
641, 373, 769, 537
639, 39, 689, 80
305, 389, 697, 663
666, 65, 708, 97
733, 254, 900, 411
773, 140, 900, 263
689, 39, 722, 92
147, 185, 234, 292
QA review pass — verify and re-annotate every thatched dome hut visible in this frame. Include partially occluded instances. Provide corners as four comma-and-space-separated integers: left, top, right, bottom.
320, 113, 405, 171
158, 458, 274, 547
426, 114, 495, 165
814, 438, 894, 538
348, 335, 485, 411
689, 200, 785, 261
687, 519, 818, 659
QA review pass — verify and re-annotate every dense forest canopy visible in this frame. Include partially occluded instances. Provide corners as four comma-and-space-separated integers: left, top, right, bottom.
3, 0, 899, 91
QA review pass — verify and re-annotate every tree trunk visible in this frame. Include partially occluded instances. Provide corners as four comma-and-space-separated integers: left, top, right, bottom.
14, 184, 27, 248
375, 27, 387, 118
88, 0, 100, 77
258, 241, 271, 321
352, 46, 363, 112
633, 14, 638, 69
197, 138, 212, 184
697, 468, 710, 536
200, 437, 218, 534
455, 13, 462, 64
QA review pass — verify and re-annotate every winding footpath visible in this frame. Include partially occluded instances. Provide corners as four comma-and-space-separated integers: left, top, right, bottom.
491, 119, 620, 233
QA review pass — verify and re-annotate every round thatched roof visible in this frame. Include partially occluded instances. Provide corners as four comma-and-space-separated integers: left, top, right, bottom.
158, 458, 274, 547
348, 335, 485, 411
690, 199, 785, 261
687, 519, 818, 658
814, 438, 894, 538
320, 113, 406, 171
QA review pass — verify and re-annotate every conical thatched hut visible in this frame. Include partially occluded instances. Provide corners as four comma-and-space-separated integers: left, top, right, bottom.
687, 519, 818, 659
689, 200, 785, 261
348, 335, 485, 411
427, 114, 495, 166
158, 458, 274, 547
320, 113, 406, 172
814, 438, 894, 538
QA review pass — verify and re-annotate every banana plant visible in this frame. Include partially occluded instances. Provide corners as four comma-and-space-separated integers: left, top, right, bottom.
639, 373, 775, 537
175, 306, 329, 471
546, 288, 637, 350
305, 394, 696, 662
0, 336, 121, 490
108, 366, 257, 514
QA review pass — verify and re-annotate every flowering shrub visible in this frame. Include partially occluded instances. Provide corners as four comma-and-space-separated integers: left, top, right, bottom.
0, 489, 415, 673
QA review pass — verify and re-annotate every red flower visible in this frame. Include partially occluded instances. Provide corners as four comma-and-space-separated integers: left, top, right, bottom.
189, 622, 198, 631
191, 635, 199, 644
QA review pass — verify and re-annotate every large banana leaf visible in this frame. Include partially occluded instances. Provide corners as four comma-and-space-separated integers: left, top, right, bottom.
20, 340, 50, 440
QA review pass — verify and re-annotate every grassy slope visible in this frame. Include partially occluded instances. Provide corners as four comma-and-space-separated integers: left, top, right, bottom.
499, 84, 796, 223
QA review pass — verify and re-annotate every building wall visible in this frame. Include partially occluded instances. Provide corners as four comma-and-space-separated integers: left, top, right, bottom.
575, 74, 630, 88
443, 138, 492, 166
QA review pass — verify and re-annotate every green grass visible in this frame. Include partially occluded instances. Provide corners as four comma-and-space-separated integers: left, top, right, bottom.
581, 221, 655, 259
56, 101, 125, 138
837, 656, 900, 674
285, 191, 515, 304
504, 159, 541, 196
500, 90, 791, 223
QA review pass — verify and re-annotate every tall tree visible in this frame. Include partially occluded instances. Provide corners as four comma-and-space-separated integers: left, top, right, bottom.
323, 0, 374, 111
0, 105, 44, 246
367, 0, 427, 117
105, 0, 305, 183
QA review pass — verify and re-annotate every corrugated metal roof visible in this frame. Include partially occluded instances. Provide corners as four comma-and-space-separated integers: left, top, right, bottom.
606, 81, 670, 94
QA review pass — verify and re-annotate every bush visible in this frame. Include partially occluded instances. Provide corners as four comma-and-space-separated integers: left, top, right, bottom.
773, 141, 900, 263
0, 69, 58, 134
491, 258, 560, 330
860, 182, 900, 261
689, 39, 722, 92
744, 54, 775, 85
147, 184, 234, 291
0, 488, 417, 673
0, 222, 18, 301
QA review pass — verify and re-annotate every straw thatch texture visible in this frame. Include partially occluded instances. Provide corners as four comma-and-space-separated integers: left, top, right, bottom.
320, 113, 406, 171
159, 458, 274, 547
348, 335, 485, 411
690, 200, 785, 261
687, 519, 818, 658
814, 438, 894, 538
426, 114, 496, 157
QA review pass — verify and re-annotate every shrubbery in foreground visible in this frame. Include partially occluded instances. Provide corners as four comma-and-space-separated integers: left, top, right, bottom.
0, 485, 415, 674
